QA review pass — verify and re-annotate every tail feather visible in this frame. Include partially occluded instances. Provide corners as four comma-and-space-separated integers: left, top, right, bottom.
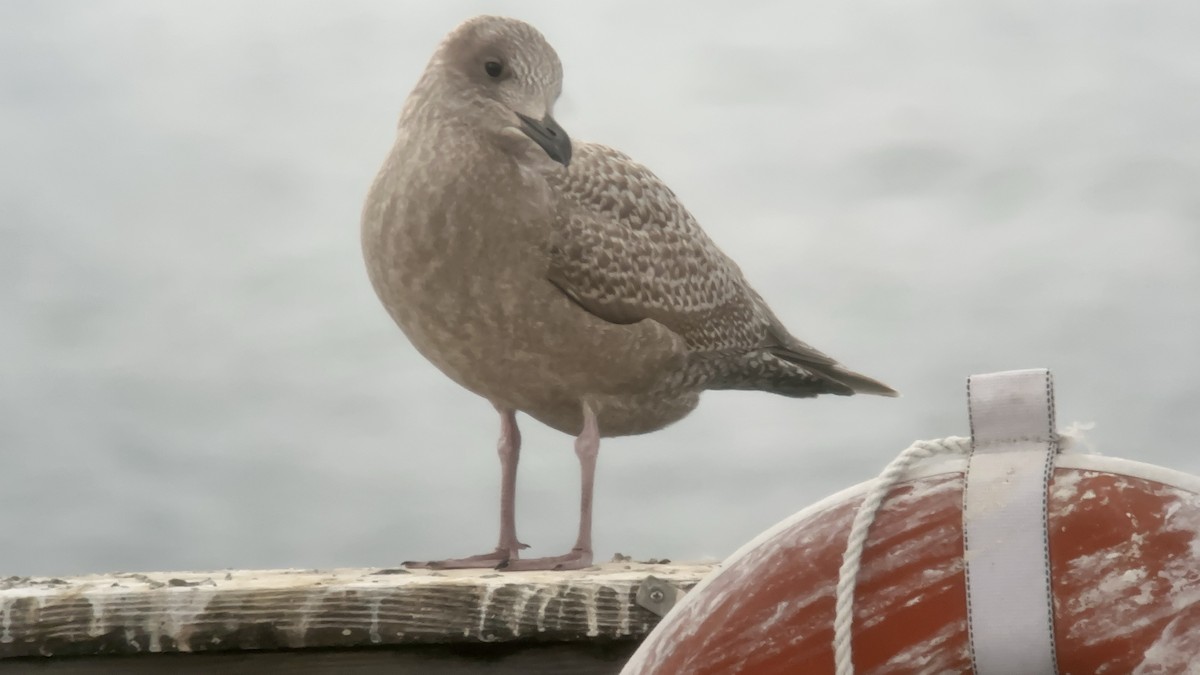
811, 362, 899, 397
769, 348, 899, 398
755, 308, 897, 396
701, 350, 898, 399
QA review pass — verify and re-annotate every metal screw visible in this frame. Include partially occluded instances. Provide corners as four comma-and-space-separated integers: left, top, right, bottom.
635, 575, 680, 617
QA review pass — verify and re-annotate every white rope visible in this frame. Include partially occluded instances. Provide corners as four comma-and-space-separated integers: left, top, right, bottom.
832, 436, 972, 675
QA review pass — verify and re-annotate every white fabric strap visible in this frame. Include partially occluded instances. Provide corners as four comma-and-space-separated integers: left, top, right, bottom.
963, 369, 1059, 675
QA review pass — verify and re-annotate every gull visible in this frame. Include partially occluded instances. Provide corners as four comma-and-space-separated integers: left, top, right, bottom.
361, 16, 896, 571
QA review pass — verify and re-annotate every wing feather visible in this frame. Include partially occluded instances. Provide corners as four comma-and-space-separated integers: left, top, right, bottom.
545, 143, 771, 353
542, 142, 897, 397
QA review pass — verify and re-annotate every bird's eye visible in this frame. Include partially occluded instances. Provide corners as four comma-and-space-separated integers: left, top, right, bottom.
484, 60, 504, 78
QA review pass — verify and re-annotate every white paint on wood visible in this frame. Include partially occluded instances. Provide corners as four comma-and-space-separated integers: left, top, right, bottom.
0, 563, 715, 659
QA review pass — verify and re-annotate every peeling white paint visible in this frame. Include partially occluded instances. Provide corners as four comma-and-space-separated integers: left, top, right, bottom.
616, 584, 631, 636
582, 582, 599, 638
556, 581, 570, 628
623, 452, 1200, 674
476, 582, 497, 641
883, 621, 965, 673
535, 588, 553, 633
0, 597, 13, 644
3, 563, 714, 660
366, 595, 383, 644
1132, 604, 1200, 674
156, 587, 215, 652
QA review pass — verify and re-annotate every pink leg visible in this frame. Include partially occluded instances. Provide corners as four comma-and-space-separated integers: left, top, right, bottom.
404, 407, 528, 569
501, 401, 598, 572
495, 407, 527, 555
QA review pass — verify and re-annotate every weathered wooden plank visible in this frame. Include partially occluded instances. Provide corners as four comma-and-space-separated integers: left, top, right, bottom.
0, 563, 714, 660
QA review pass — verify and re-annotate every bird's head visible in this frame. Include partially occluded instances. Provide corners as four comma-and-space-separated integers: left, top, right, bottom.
423, 16, 572, 168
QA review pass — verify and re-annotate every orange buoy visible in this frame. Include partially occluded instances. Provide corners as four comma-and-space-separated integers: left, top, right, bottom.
622, 370, 1200, 674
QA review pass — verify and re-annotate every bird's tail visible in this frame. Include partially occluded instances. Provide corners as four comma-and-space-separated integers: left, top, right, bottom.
753, 304, 897, 397
763, 334, 898, 397
799, 360, 899, 397
702, 350, 898, 399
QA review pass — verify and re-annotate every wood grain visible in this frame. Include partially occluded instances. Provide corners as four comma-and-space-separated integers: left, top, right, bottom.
0, 563, 714, 660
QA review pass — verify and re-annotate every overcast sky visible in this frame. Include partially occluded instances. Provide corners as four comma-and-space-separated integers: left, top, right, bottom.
2, 0, 1198, 576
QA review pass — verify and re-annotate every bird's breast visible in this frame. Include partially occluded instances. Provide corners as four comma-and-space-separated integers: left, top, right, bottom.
362, 142, 566, 384
361, 135, 689, 423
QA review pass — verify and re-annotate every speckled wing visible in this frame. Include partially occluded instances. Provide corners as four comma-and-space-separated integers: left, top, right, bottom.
544, 141, 847, 366
544, 142, 778, 354
543, 143, 900, 398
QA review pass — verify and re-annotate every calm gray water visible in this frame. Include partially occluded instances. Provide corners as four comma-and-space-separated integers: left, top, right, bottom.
3, 0, 1198, 576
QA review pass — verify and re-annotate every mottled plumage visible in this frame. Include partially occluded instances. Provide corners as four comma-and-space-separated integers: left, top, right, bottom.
362, 16, 895, 570
546, 143, 896, 400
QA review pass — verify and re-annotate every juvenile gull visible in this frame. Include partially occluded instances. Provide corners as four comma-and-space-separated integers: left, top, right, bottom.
362, 16, 896, 571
